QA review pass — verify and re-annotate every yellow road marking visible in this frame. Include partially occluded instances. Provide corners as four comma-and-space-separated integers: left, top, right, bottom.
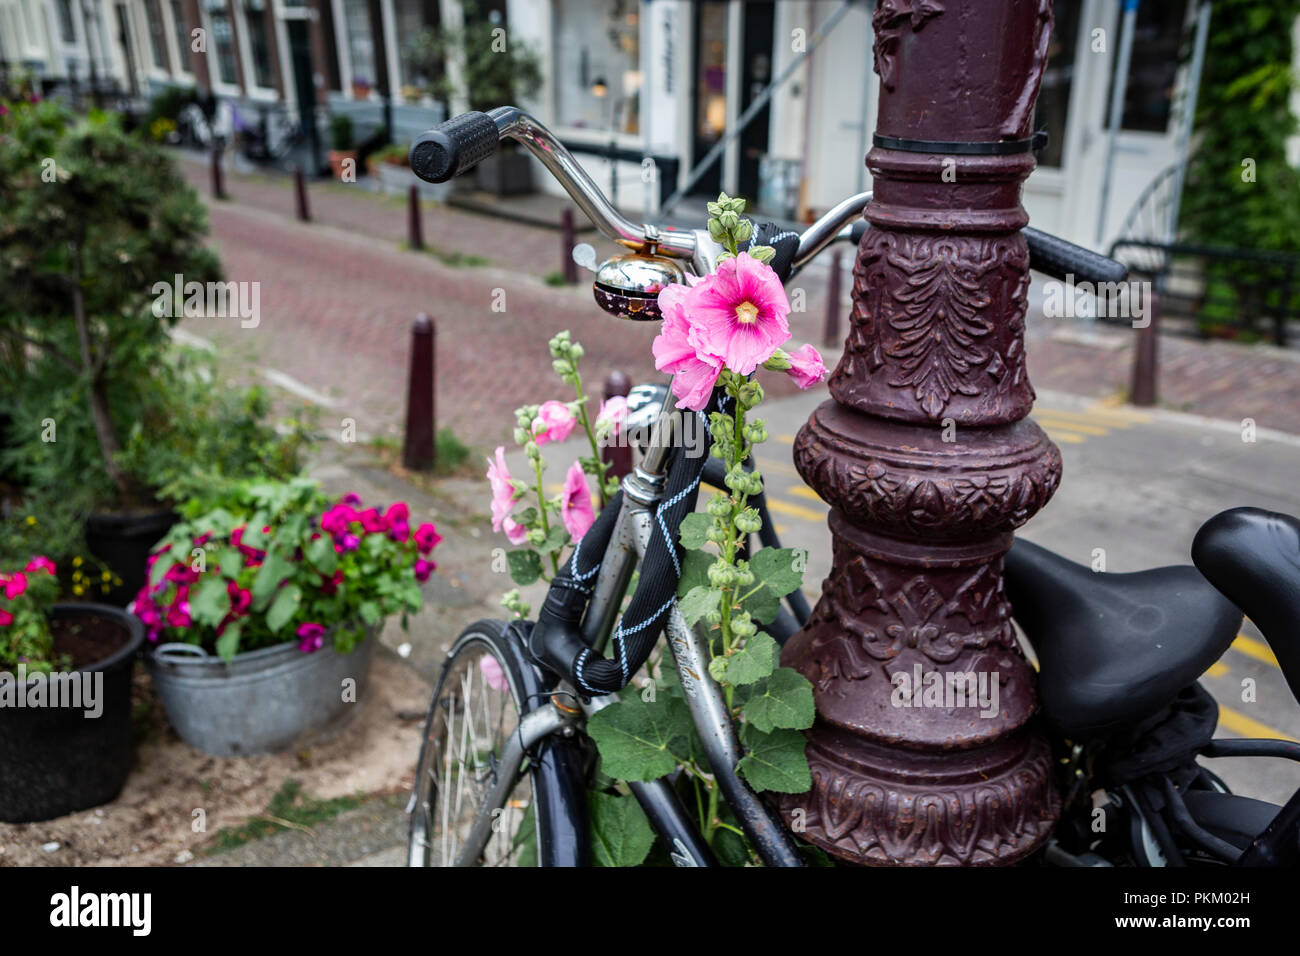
789, 485, 825, 504
1033, 415, 1110, 436
768, 498, 829, 524
1081, 401, 1155, 424
1233, 633, 1280, 669
1216, 704, 1298, 742
1042, 427, 1088, 445
753, 457, 802, 479
773, 433, 798, 445
774, 523, 789, 535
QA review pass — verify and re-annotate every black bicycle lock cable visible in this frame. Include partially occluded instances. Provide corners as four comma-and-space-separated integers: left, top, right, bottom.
528, 393, 729, 695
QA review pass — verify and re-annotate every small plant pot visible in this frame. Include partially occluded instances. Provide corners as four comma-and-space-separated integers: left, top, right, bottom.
85, 508, 177, 607
329, 149, 358, 180
0, 603, 144, 823
144, 630, 376, 756
474, 150, 534, 195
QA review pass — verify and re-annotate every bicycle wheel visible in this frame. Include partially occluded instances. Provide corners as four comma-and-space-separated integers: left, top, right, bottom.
408, 619, 541, 866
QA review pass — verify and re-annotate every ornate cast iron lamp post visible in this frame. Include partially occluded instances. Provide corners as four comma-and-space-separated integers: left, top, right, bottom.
779, 0, 1062, 865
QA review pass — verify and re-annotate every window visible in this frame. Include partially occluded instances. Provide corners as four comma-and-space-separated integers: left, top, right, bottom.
553, 0, 641, 134
395, 0, 439, 91
57, 0, 76, 43
245, 1, 275, 88
1108, 0, 1189, 133
170, 0, 189, 67
145, 0, 169, 69
1032, 0, 1081, 168
208, 4, 239, 86
343, 0, 375, 91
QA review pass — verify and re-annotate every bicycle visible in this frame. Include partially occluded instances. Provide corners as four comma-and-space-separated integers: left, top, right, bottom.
404, 106, 1300, 867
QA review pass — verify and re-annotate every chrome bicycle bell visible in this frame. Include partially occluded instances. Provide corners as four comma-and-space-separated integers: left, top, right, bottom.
592, 239, 685, 321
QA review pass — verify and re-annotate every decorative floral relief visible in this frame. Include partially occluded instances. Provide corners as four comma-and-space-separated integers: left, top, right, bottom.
872, 0, 946, 90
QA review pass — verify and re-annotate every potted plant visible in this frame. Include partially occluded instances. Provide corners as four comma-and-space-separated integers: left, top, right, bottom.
0, 556, 145, 823
328, 113, 357, 180
414, 1, 542, 195
134, 478, 439, 756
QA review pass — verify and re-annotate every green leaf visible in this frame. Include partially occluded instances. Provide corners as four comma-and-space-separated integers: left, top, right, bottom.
218, 547, 243, 579
723, 632, 779, 686
512, 802, 537, 867
676, 549, 712, 597
539, 524, 569, 555
506, 548, 543, 586
189, 576, 229, 627
750, 547, 806, 599
149, 553, 180, 588
678, 512, 713, 550
743, 667, 816, 732
677, 585, 719, 627
266, 583, 302, 633
215, 622, 242, 663
587, 696, 692, 782
588, 791, 656, 867
359, 600, 381, 626
739, 581, 781, 625
307, 535, 338, 575
251, 550, 293, 609
738, 726, 811, 793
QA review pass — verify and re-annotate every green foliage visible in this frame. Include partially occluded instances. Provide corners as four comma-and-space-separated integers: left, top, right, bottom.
1180, 0, 1300, 253
588, 790, 656, 867
367, 141, 408, 167
409, 1, 543, 112
328, 113, 354, 151
0, 561, 65, 674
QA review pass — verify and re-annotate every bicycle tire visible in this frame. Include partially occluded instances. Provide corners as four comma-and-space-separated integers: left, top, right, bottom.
407, 619, 587, 866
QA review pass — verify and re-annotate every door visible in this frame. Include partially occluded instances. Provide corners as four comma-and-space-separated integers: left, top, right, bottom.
736, 1, 773, 201
690, 0, 729, 197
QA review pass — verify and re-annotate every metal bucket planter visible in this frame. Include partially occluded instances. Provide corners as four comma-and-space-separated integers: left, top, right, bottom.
145, 631, 375, 756
0, 604, 144, 823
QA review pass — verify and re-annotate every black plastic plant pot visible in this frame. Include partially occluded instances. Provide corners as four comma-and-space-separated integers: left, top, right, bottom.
0, 604, 144, 823
85, 508, 177, 606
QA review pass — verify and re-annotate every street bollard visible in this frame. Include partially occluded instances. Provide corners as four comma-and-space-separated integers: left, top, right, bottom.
294, 166, 311, 222
402, 314, 436, 472
408, 185, 424, 252
1130, 292, 1160, 407
562, 208, 578, 284
210, 144, 225, 201
823, 249, 843, 348
602, 371, 632, 481
776, 0, 1062, 866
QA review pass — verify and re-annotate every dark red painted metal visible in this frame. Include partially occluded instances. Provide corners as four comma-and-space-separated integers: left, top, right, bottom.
1130, 294, 1159, 407
210, 145, 225, 201
294, 166, 311, 222
823, 249, 843, 348
402, 313, 436, 472
562, 207, 578, 284
602, 370, 632, 481
408, 185, 424, 251
777, 0, 1062, 866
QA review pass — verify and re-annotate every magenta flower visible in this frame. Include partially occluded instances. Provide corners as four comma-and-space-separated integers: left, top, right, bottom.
653, 284, 722, 411
340, 533, 361, 552
359, 508, 389, 533
685, 252, 791, 375
385, 502, 410, 542
227, 581, 252, 616
342, 493, 363, 507
3, 573, 27, 601
533, 400, 577, 445
389, 520, 410, 543
24, 556, 56, 576
297, 622, 326, 653
415, 522, 442, 554
414, 558, 436, 582
786, 344, 829, 389
560, 461, 596, 539
320, 569, 344, 595
0, 610, 12, 627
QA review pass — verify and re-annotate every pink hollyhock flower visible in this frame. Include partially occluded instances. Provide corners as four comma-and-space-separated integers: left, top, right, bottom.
24, 556, 56, 576
532, 400, 578, 445
414, 522, 442, 555
414, 558, 436, 582
686, 252, 790, 375
595, 395, 628, 434
486, 446, 521, 536
653, 284, 722, 411
3, 573, 27, 601
502, 516, 528, 545
297, 622, 326, 653
560, 462, 596, 539
0, 610, 12, 626
480, 654, 508, 692
786, 344, 829, 389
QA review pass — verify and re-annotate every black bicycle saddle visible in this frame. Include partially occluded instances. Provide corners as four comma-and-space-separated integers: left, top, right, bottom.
1004, 539, 1242, 740
1193, 507, 1300, 705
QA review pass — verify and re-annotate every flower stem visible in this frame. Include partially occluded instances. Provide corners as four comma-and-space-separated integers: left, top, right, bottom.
533, 456, 559, 576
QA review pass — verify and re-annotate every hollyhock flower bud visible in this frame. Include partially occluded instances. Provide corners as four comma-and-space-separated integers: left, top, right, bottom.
785, 343, 829, 389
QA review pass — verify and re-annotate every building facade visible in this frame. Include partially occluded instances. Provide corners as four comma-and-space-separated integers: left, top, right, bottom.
3, 0, 1297, 250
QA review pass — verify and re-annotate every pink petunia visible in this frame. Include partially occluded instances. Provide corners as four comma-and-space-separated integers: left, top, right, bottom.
227, 581, 252, 616
414, 558, 436, 582
24, 556, 56, 576
296, 622, 326, 653
785, 343, 829, 389
414, 522, 442, 555
358, 508, 389, 533
532, 400, 577, 445
0, 610, 12, 626
653, 284, 722, 411
560, 462, 596, 540
685, 252, 791, 375
3, 573, 27, 601
339, 533, 361, 552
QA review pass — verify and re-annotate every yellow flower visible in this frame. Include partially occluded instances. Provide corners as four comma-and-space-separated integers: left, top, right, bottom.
73, 556, 83, 567
73, 585, 85, 596
25, 515, 36, 526
101, 571, 112, 581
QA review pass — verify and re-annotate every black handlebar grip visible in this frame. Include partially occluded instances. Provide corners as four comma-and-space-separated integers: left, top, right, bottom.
409, 111, 500, 184
1024, 226, 1129, 285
